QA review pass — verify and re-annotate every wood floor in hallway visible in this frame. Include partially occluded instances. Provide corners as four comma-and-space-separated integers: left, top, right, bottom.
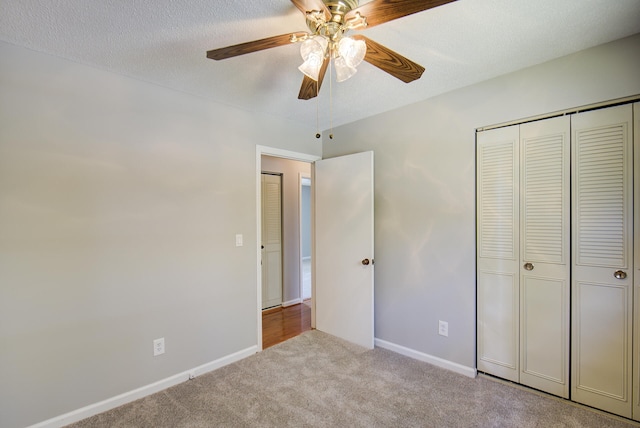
262, 301, 311, 349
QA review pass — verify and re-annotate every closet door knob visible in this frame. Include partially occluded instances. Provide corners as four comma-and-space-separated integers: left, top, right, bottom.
614, 270, 627, 279
523, 262, 534, 271
362, 259, 370, 266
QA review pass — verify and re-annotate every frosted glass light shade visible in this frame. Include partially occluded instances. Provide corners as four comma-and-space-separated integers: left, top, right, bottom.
337, 37, 366, 68
300, 36, 328, 61
334, 56, 357, 82
298, 37, 328, 81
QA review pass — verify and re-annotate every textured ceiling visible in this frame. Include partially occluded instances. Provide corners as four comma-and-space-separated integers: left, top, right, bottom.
1, 0, 640, 131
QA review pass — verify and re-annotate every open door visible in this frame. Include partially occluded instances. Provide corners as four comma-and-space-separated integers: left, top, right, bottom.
314, 151, 374, 349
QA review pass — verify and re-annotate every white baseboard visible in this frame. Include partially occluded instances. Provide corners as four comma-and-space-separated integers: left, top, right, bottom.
28, 345, 258, 428
282, 298, 301, 307
375, 338, 477, 378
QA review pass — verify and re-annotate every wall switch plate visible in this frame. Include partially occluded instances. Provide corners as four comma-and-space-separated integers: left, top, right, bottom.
235, 234, 243, 247
153, 338, 165, 356
438, 320, 449, 337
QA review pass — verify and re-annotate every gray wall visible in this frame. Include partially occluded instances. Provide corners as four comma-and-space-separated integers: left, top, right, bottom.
322, 33, 640, 368
260, 156, 311, 304
0, 41, 320, 428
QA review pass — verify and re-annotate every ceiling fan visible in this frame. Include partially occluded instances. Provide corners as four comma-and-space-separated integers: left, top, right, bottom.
207, 0, 456, 100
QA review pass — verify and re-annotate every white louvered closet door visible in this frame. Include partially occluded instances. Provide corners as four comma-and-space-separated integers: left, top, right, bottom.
519, 116, 570, 398
477, 125, 520, 382
261, 173, 283, 310
571, 104, 634, 418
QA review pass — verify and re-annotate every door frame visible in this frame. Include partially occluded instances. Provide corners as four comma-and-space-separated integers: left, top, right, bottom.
256, 145, 321, 351
299, 173, 312, 302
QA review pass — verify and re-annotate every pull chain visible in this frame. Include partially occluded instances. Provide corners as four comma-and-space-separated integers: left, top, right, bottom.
315, 79, 320, 139
329, 59, 333, 139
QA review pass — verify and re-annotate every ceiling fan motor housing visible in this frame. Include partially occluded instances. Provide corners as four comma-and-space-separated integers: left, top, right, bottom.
306, 0, 360, 43
324, 0, 359, 23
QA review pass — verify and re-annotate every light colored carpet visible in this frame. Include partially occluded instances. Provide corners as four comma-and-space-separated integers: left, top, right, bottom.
68, 330, 639, 427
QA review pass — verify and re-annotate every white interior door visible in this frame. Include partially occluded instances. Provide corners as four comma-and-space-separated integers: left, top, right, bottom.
315, 151, 374, 349
571, 104, 634, 418
519, 116, 570, 398
261, 173, 283, 309
476, 125, 520, 382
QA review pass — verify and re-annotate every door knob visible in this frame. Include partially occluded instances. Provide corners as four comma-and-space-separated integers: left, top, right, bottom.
362, 259, 370, 266
523, 262, 534, 271
614, 270, 627, 279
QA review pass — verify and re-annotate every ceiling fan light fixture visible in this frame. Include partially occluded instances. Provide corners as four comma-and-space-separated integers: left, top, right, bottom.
208, 0, 443, 100
334, 56, 357, 82
337, 36, 366, 68
298, 36, 329, 81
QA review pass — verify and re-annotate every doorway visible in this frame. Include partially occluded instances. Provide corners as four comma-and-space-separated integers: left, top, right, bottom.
256, 146, 320, 350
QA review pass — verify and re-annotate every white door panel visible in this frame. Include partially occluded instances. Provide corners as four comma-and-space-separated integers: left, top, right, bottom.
477, 270, 519, 380
520, 275, 568, 394
571, 104, 633, 418
519, 116, 570, 398
261, 173, 283, 309
315, 151, 374, 349
477, 125, 520, 381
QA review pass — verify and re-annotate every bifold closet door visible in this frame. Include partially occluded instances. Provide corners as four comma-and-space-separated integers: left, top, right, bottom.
571, 104, 634, 418
477, 118, 569, 398
519, 116, 570, 398
477, 125, 520, 382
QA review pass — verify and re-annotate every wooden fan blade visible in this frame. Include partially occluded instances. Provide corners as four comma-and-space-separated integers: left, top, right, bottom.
346, 0, 456, 28
352, 35, 425, 83
298, 57, 330, 100
290, 0, 331, 21
207, 33, 302, 60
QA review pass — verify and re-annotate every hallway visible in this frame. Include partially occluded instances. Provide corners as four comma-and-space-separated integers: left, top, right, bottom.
262, 301, 311, 349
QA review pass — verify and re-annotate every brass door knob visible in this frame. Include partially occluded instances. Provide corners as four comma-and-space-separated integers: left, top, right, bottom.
362, 259, 370, 266
614, 270, 627, 279
524, 262, 534, 271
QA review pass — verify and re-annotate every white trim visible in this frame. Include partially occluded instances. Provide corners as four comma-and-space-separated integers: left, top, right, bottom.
256, 146, 321, 353
282, 298, 302, 307
28, 345, 258, 428
298, 172, 304, 307
257, 145, 321, 163
299, 172, 312, 302
476, 94, 640, 132
375, 338, 477, 379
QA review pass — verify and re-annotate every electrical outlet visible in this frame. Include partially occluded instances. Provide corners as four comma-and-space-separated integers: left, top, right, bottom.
153, 338, 165, 356
438, 320, 449, 337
